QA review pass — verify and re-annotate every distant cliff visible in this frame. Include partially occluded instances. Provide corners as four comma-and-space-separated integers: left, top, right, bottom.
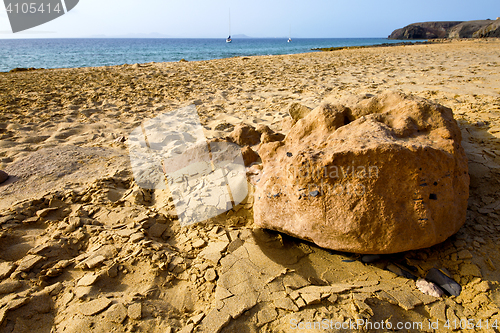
389, 19, 500, 39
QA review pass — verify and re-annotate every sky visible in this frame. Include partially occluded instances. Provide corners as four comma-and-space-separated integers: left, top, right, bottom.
0, 0, 499, 38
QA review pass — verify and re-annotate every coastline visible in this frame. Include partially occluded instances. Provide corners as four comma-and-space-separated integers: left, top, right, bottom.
0, 37, 417, 72
1, 39, 500, 332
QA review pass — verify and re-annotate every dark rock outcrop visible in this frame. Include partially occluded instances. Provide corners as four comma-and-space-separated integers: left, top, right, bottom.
389, 21, 462, 39
389, 19, 500, 39
448, 20, 493, 38
473, 19, 500, 38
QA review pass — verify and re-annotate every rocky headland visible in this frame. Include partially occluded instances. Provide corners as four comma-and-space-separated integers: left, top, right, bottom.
389, 18, 500, 39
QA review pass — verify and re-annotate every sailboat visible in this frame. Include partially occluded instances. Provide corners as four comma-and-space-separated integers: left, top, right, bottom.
226, 9, 232, 43
287, 25, 292, 42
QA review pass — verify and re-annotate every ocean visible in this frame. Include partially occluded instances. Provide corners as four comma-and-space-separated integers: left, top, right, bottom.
0, 38, 410, 72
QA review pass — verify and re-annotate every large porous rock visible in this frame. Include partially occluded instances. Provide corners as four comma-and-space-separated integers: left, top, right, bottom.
254, 91, 469, 254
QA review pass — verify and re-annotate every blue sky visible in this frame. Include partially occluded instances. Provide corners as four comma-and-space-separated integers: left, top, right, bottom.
0, 0, 499, 38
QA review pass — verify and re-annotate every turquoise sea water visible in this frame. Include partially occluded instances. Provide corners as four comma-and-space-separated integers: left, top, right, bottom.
0, 38, 413, 72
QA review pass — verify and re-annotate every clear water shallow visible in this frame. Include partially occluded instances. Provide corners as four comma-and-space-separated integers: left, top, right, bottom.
0, 38, 412, 72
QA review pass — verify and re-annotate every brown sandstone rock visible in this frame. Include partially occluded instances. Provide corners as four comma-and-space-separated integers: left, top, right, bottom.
254, 91, 469, 254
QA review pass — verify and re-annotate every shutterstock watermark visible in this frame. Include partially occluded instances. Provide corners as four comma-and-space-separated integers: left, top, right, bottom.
128, 105, 248, 227
3, 0, 79, 33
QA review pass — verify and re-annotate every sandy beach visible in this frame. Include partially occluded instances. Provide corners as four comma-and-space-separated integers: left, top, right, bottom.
1, 39, 500, 332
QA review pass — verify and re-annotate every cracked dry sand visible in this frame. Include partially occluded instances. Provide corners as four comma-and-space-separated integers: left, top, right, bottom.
0, 39, 500, 332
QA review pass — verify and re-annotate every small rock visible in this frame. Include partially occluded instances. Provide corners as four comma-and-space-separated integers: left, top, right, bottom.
416, 278, 444, 298
430, 302, 447, 322
80, 297, 112, 316
43, 282, 63, 296
386, 289, 423, 311
300, 292, 322, 305
257, 307, 278, 326
130, 232, 145, 243
198, 242, 229, 264
148, 223, 167, 238
36, 207, 58, 218
457, 249, 473, 259
105, 303, 128, 324
309, 190, 320, 197
128, 302, 142, 320
229, 123, 261, 146
192, 238, 206, 249
74, 286, 92, 299
188, 312, 205, 325
85, 255, 106, 269
460, 262, 482, 278
178, 323, 194, 333
6, 297, 29, 310
204, 268, 217, 282
22, 216, 39, 224
273, 297, 299, 312
200, 308, 231, 333
241, 146, 260, 166
15, 254, 44, 272
0, 170, 8, 184
60, 291, 74, 307
77, 273, 100, 287
0, 280, 22, 294
0, 262, 16, 280
475, 280, 490, 293
214, 122, 234, 132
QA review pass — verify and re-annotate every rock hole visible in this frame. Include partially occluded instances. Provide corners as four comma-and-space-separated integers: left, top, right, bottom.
429, 193, 437, 200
